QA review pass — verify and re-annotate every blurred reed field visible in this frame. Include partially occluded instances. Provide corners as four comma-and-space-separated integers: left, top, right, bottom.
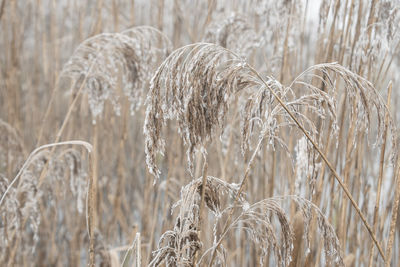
1, 0, 400, 266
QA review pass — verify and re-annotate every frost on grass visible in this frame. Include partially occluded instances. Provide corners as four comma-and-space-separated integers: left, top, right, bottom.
20, 147, 89, 214
352, 2, 400, 74
46, 149, 88, 213
295, 137, 321, 195
150, 176, 344, 267
239, 73, 336, 158
0, 172, 42, 259
144, 43, 260, 179
0, 145, 90, 264
290, 63, 396, 156
208, 195, 344, 267
203, 14, 262, 59
240, 61, 398, 179
149, 176, 244, 267
144, 42, 395, 181
62, 26, 172, 122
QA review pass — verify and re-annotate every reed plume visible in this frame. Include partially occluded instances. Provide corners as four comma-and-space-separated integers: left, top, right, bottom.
62, 26, 172, 121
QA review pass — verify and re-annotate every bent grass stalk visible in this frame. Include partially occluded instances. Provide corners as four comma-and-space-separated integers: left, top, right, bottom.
0, 140, 96, 266
122, 232, 141, 267
209, 135, 266, 266
248, 64, 386, 261
209, 63, 386, 264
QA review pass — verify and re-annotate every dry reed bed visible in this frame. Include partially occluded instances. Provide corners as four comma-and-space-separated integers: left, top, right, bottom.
1, 0, 400, 266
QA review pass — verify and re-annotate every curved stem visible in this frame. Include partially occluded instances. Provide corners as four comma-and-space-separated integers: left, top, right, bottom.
209, 136, 264, 265
0, 141, 92, 207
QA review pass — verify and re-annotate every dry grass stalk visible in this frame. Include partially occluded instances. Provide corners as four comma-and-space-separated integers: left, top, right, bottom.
385, 156, 400, 266
368, 81, 392, 266
122, 232, 141, 267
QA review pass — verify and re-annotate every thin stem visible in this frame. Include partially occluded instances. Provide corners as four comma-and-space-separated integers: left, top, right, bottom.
122, 232, 141, 267
0, 0, 6, 22
368, 82, 392, 266
87, 151, 95, 267
194, 156, 208, 265
37, 48, 101, 187
36, 77, 61, 147
385, 157, 400, 266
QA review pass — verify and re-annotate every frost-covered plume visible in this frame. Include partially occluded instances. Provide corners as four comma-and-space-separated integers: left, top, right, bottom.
351, 2, 400, 74
144, 43, 260, 179
46, 149, 88, 213
62, 26, 172, 122
207, 195, 344, 266
150, 176, 243, 266
290, 63, 396, 152
203, 15, 262, 59
240, 72, 336, 156
0, 172, 42, 261
152, 176, 344, 266
144, 42, 394, 181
